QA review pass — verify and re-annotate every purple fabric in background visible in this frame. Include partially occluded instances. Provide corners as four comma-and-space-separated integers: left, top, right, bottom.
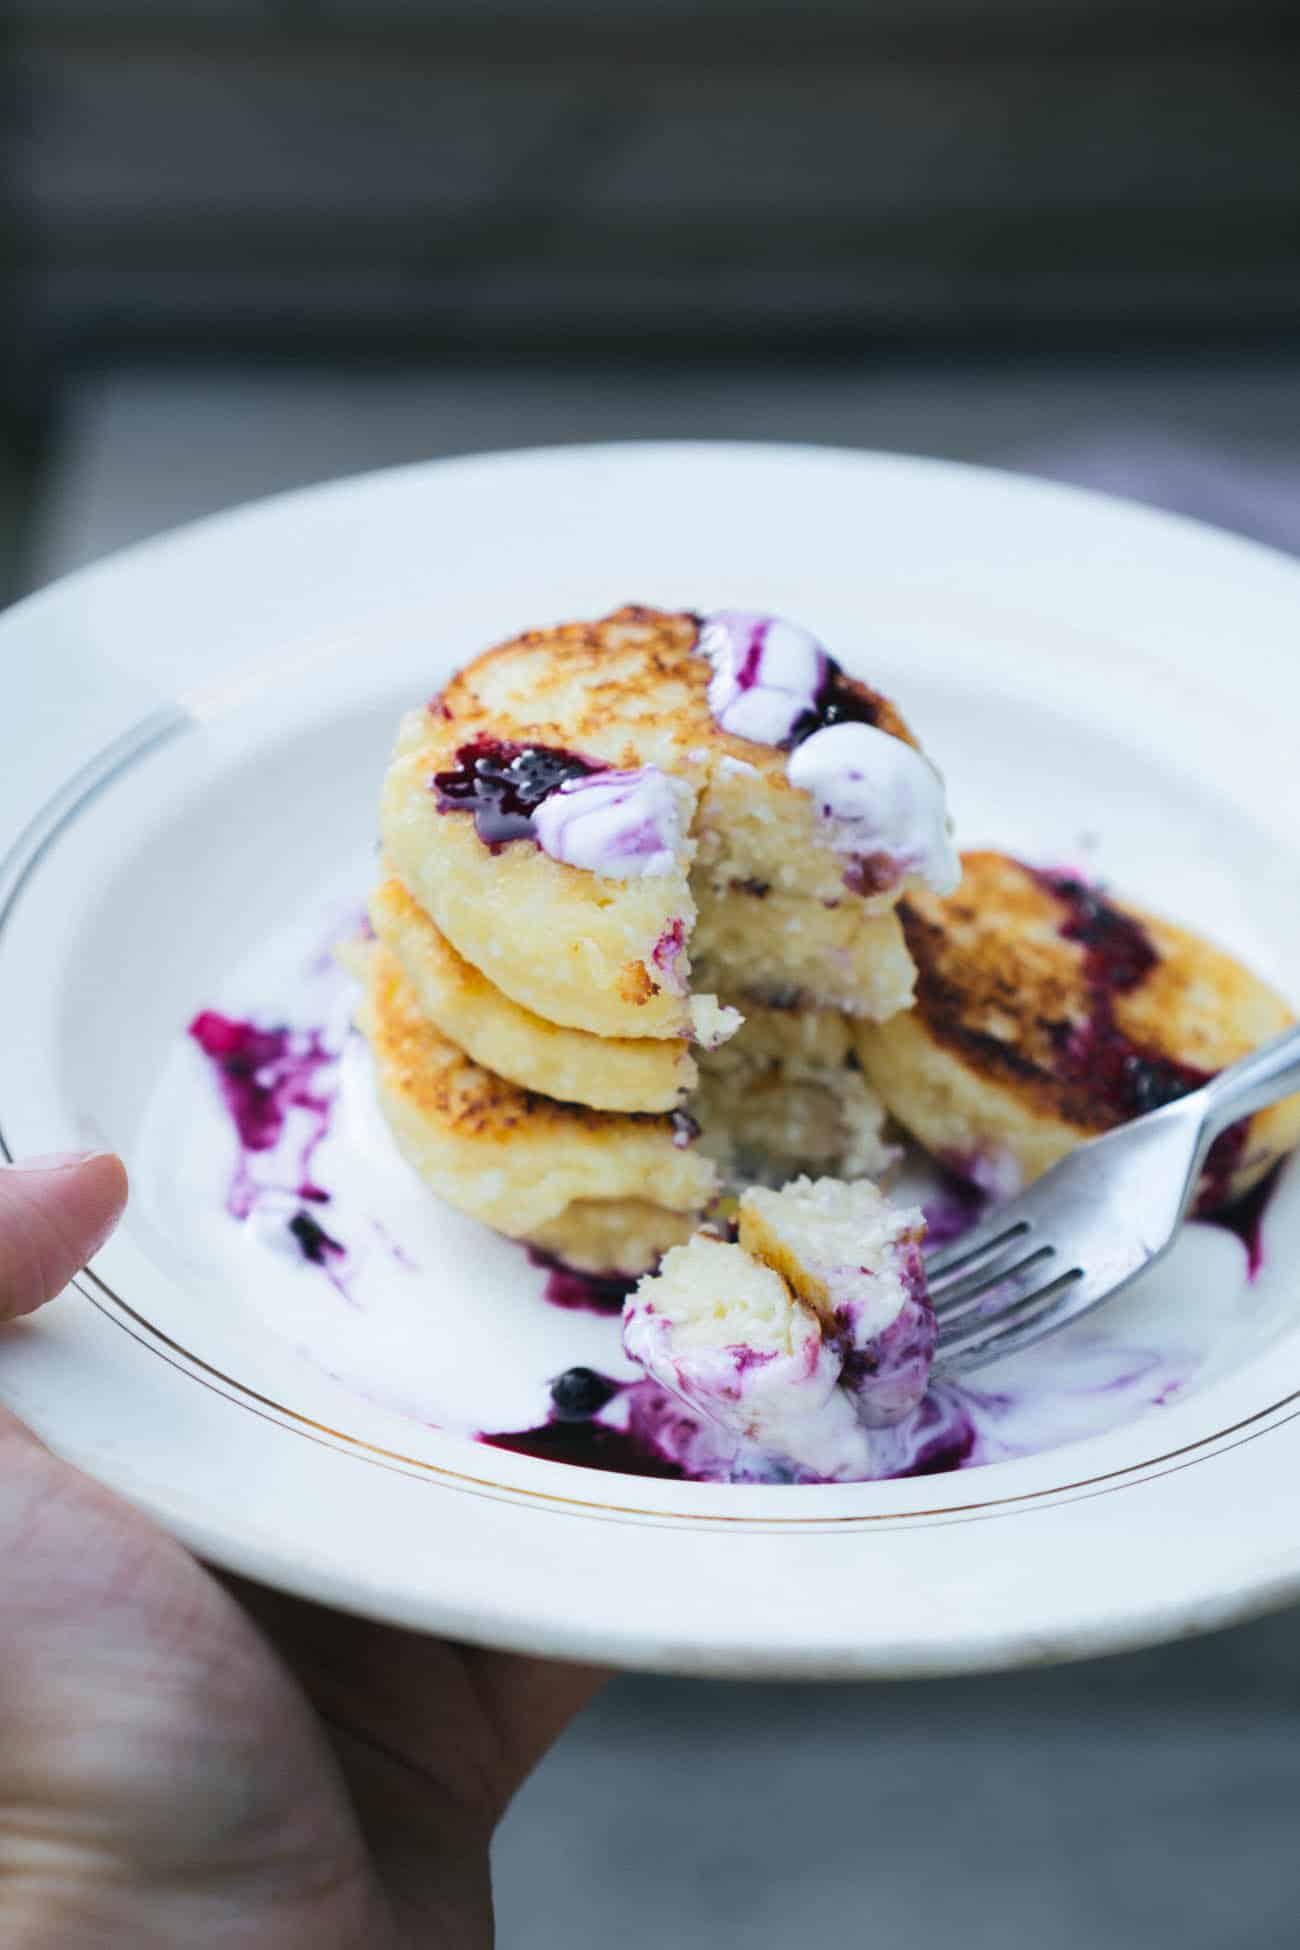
1018, 431, 1300, 558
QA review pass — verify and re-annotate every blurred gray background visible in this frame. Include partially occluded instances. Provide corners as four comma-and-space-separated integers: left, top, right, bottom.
5, 5, 1300, 1945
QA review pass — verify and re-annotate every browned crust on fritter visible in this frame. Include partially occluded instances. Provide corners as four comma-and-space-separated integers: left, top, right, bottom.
435, 604, 916, 755
616, 960, 658, 1006
364, 942, 678, 1143
898, 851, 1295, 1134
898, 856, 1096, 1125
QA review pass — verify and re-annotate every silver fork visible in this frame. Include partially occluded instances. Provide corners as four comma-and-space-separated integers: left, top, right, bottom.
928, 1025, 1300, 1376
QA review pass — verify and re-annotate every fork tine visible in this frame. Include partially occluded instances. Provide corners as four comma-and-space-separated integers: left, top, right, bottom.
924, 1216, 1031, 1284
934, 1268, 1085, 1372
931, 1246, 1056, 1323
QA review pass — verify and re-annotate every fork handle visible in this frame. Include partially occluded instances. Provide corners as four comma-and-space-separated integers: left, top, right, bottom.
1198, 1024, 1300, 1138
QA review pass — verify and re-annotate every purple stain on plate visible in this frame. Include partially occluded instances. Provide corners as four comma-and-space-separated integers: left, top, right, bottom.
483, 1418, 686, 1477
483, 1368, 698, 1477
922, 1175, 988, 1247
890, 1385, 980, 1477
288, 1208, 345, 1265
525, 1246, 640, 1316
1206, 1163, 1280, 1279
371, 1218, 420, 1271
188, 1009, 338, 1219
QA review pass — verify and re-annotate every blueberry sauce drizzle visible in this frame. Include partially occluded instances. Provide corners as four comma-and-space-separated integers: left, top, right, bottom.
921, 1173, 988, 1247
432, 736, 599, 850
486, 1359, 979, 1483
1032, 870, 1248, 1211
503, 1234, 963, 1481
1209, 1163, 1279, 1280
484, 1419, 688, 1477
525, 1246, 639, 1315
705, 613, 882, 751
486, 1369, 709, 1478
437, 628, 887, 860
892, 1387, 979, 1476
788, 662, 883, 748
188, 1011, 337, 1219
652, 918, 686, 990
288, 1209, 346, 1266
835, 1247, 938, 1429
188, 999, 371, 1302
485, 1364, 683, 1476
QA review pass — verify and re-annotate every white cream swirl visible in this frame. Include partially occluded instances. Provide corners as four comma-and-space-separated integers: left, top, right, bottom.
699, 610, 827, 746
531, 765, 689, 878
786, 721, 960, 894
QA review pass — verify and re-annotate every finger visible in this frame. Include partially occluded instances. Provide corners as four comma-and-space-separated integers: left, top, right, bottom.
0, 1153, 128, 1321
224, 1576, 607, 1821
458, 1647, 608, 1800
323, 1723, 494, 1948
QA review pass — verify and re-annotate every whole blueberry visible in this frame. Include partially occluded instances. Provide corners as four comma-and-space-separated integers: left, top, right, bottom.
549, 1367, 620, 1421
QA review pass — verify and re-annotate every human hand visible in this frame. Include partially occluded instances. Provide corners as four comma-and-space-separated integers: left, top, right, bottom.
0, 1153, 605, 1948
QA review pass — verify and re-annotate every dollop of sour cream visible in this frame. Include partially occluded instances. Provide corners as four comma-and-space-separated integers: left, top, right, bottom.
786, 722, 961, 895
531, 765, 689, 878
699, 610, 827, 746
699, 610, 959, 895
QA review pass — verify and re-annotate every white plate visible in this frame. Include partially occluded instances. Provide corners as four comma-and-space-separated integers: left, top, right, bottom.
2, 441, 1300, 1679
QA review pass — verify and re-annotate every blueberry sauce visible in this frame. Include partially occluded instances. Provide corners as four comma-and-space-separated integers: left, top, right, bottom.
288, 1209, 346, 1265
1032, 870, 1248, 1210
701, 612, 827, 744
892, 1386, 979, 1476
483, 1419, 687, 1477
700, 611, 883, 751
652, 918, 686, 992
1039, 870, 1158, 992
432, 737, 598, 850
922, 1174, 988, 1247
1208, 1163, 1280, 1279
525, 1246, 639, 1315
188, 1010, 338, 1218
841, 855, 906, 898
549, 1366, 623, 1420
485, 1373, 731, 1479
732, 1346, 779, 1375
836, 1248, 938, 1428
487, 1362, 982, 1484
670, 1107, 702, 1149
788, 662, 884, 748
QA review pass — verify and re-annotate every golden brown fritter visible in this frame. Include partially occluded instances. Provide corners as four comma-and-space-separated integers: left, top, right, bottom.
856, 851, 1300, 1204
355, 942, 718, 1242
379, 604, 926, 1042
369, 874, 696, 1113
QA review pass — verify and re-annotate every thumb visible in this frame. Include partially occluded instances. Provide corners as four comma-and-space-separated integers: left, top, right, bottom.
0, 1154, 129, 1321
